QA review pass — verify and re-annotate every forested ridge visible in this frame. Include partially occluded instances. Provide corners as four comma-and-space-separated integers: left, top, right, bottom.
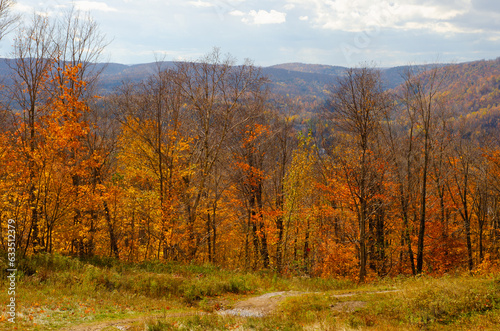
2, 8, 500, 284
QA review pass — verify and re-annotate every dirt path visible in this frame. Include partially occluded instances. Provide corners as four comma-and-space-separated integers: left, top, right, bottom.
218, 291, 307, 317
61, 312, 200, 331
218, 289, 399, 317
62, 316, 150, 331
64, 289, 399, 330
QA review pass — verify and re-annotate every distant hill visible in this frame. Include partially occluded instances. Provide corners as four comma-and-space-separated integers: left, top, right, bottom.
0, 58, 448, 98
1, 58, 500, 123
93, 61, 435, 97
438, 58, 500, 115
269, 63, 347, 76
266, 62, 441, 92
95, 62, 177, 93
390, 58, 500, 116
435, 58, 500, 133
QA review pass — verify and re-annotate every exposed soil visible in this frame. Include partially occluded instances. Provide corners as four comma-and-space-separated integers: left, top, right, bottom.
61, 317, 146, 331
218, 291, 307, 317
65, 289, 398, 330
218, 289, 399, 317
61, 313, 197, 331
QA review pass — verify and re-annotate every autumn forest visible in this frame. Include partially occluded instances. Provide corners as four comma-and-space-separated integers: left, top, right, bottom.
3, 7, 500, 285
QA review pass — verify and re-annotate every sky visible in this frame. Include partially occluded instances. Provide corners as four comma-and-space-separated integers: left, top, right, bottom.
3, 0, 500, 67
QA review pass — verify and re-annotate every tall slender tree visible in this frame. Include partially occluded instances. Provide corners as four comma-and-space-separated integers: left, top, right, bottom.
326, 66, 388, 282
401, 66, 445, 274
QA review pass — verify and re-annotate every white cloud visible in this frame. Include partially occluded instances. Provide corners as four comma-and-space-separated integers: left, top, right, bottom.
400, 21, 483, 35
285, 0, 473, 34
13, 3, 32, 13
229, 10, 245, 16
299, 15, 308, 21
74, 1, 117, 12
487, 35, 500, 42
188, 0, 214, 8
393, 3, 467, 22
284, 4, 295, 10
244, 9, 286, 25
149, 49, 204, 61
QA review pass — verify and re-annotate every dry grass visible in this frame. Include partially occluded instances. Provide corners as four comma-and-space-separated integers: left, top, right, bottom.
1, 254, 499, 330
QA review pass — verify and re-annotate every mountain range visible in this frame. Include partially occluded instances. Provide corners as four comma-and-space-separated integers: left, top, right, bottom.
93, 60, 437, 97
0, 57, 499, 121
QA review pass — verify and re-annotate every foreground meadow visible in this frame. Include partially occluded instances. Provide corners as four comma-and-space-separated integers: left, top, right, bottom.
1, 254, 500, 330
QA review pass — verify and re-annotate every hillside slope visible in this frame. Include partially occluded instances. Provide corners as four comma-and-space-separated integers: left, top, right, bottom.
0, 57, 499, 119
398, 58, 500, 131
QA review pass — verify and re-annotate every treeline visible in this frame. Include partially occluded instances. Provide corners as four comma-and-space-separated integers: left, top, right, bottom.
1, 8, 500, 282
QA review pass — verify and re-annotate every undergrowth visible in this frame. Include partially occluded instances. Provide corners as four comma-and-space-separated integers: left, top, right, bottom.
1, 253, 500, 330
10, 253, 352, 303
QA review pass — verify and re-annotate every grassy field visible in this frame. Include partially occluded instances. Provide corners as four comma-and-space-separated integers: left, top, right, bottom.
1, 254, 499, 330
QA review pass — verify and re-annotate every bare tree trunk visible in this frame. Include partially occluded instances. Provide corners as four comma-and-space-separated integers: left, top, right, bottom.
103, 200, 119, 258
416, 132, 429, 274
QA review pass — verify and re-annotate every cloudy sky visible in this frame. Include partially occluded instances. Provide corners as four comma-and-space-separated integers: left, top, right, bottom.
4, 0, 499, 67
